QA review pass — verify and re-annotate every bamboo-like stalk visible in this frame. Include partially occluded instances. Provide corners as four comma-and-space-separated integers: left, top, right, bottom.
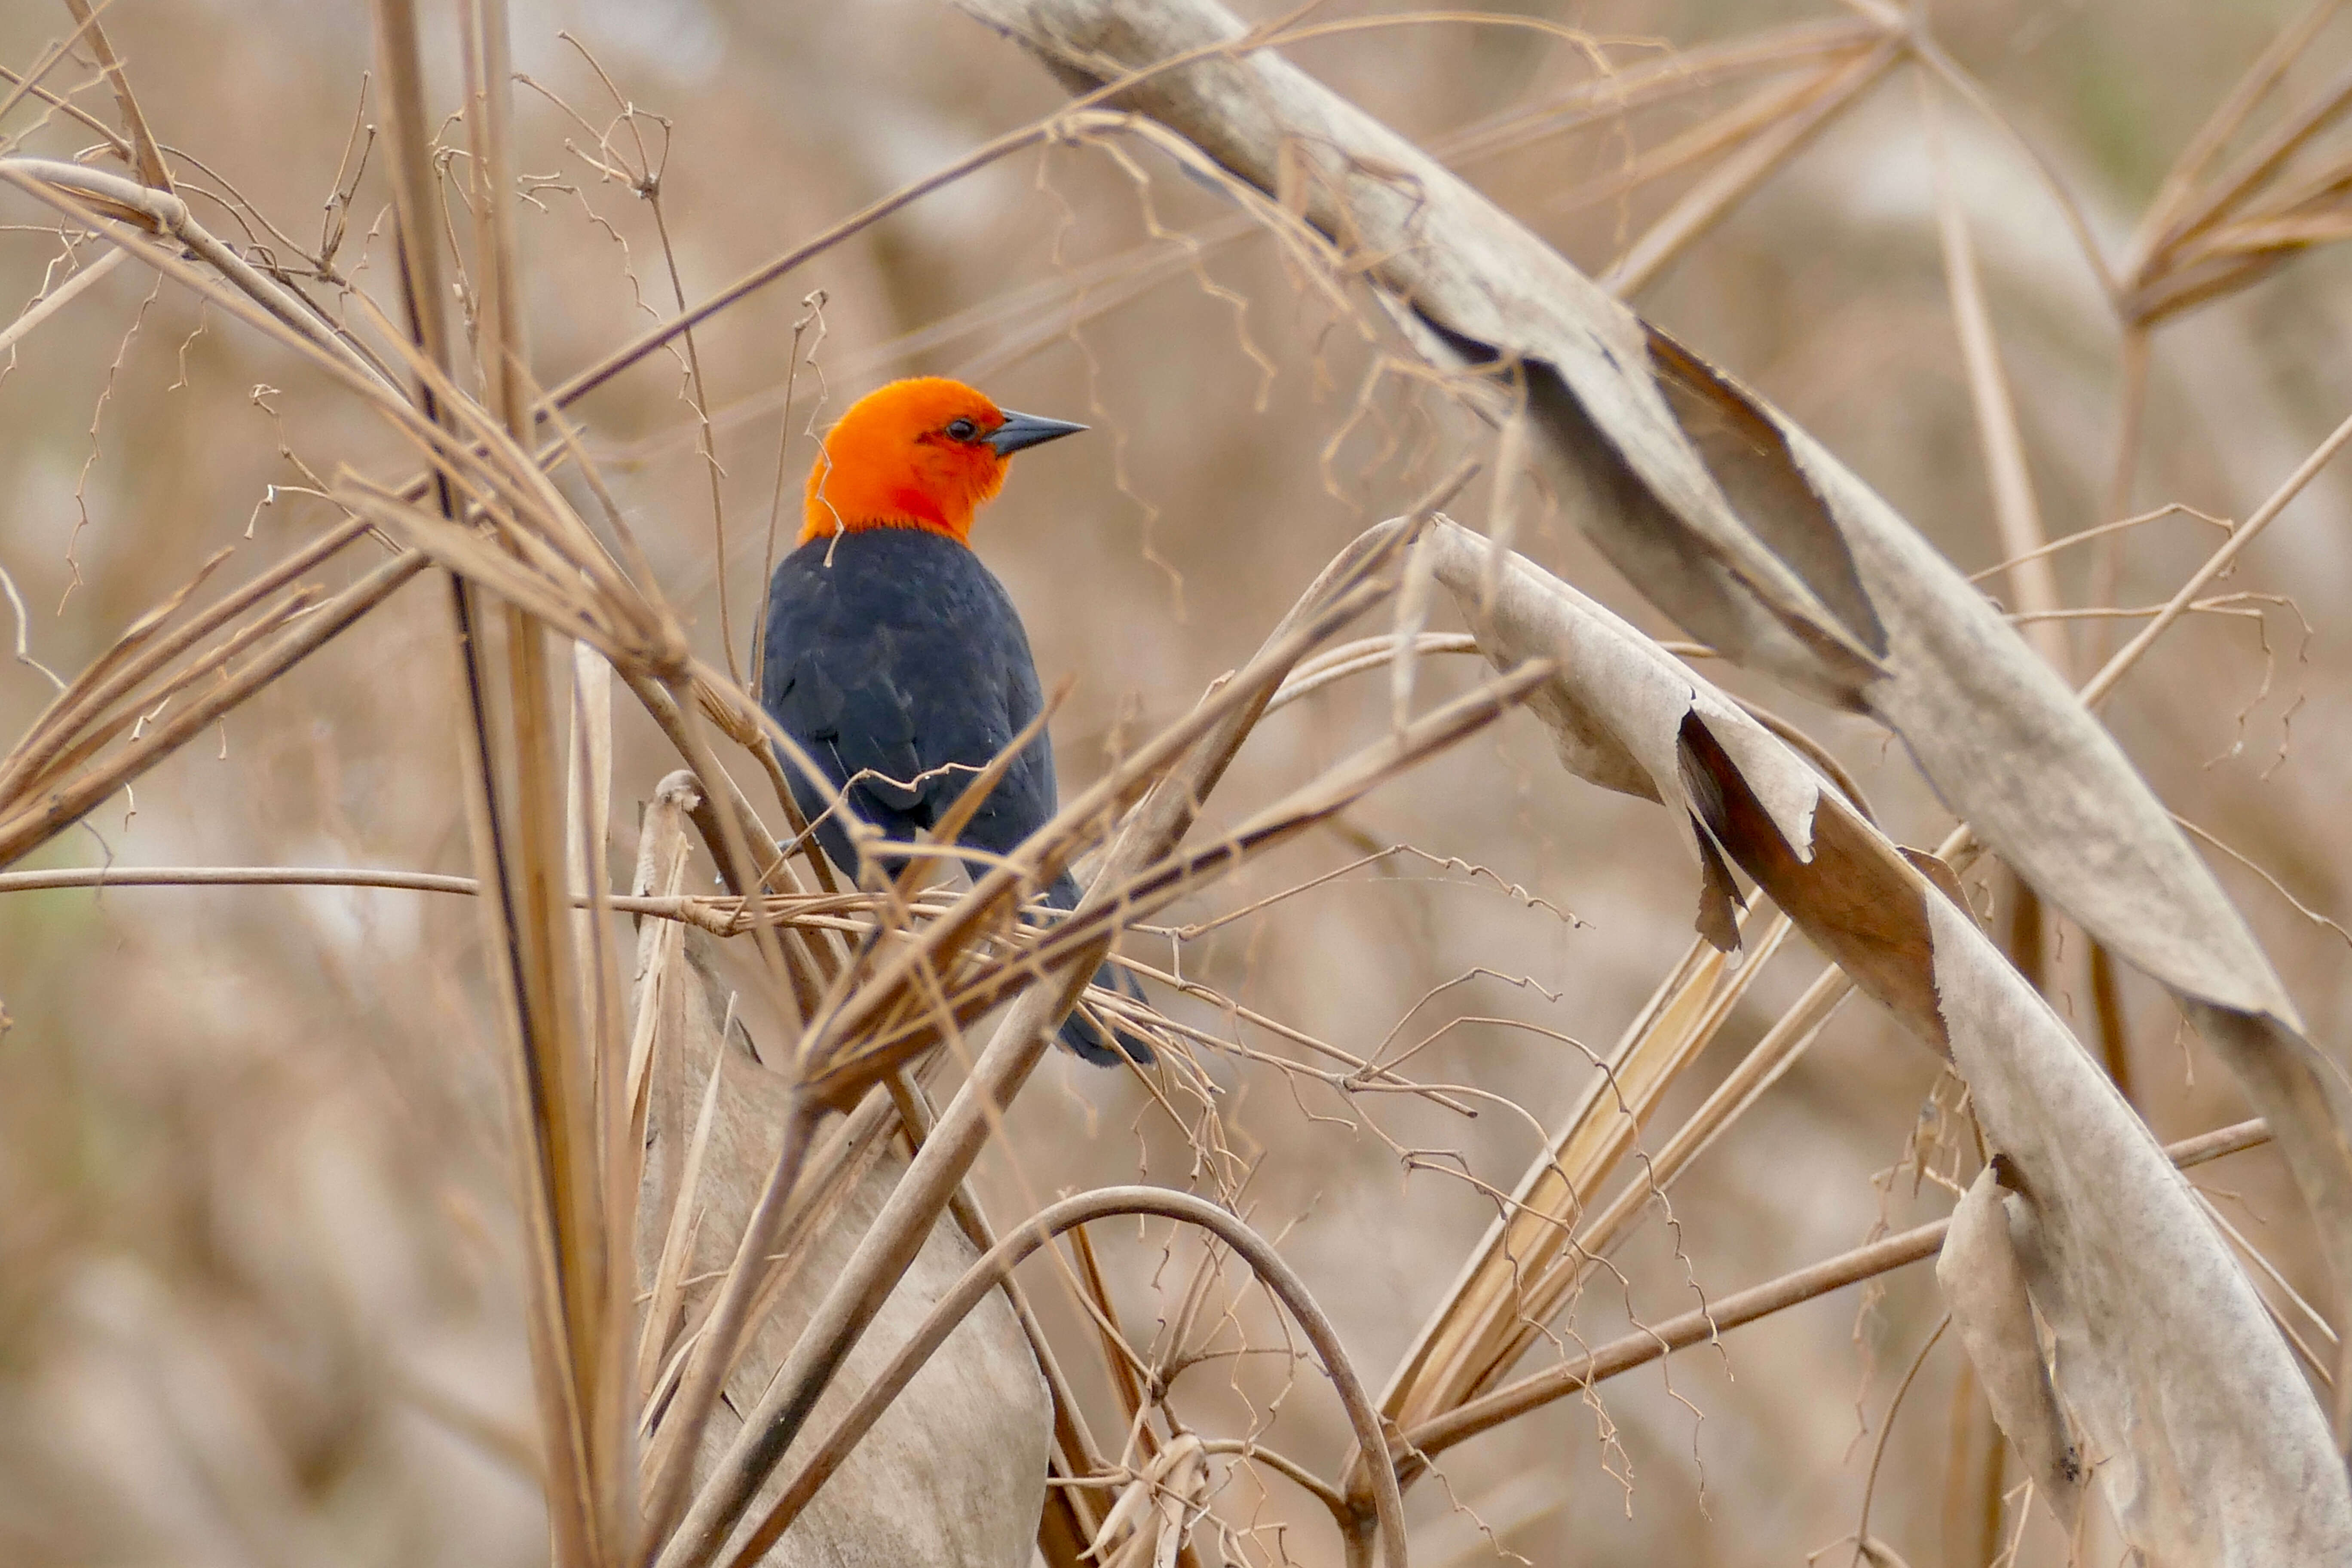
373, 3, 605, 1562
470, 0, 630, 1552
1381, 911, 1792, 1433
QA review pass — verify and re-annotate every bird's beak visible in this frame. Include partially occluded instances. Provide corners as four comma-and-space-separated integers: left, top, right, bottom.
985, 410, 1088, 456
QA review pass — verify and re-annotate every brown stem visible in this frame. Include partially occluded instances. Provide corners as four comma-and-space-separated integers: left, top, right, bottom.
0, 552, 428, 869
58, 0, 173, 191
2086, 326, 2150, 667
724, 1187, 1407, 1568
1349, 1119, 2269, 1510
638, 1098, 825, 1545
1940, 1359, 2007, 1567
883, 1072, 1110, 1554
654, 513, 1436, 1568
2087, 941, 2134, 1100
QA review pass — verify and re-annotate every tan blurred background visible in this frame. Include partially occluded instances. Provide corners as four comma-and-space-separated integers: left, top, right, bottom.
1, 0, 2348, 1562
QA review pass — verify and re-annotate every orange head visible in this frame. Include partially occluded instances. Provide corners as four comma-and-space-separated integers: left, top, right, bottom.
801, 377, 1086, 546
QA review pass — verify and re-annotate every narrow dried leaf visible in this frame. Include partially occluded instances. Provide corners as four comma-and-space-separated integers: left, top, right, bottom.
0, 551, 428, 870
1937, 1164, 2084, 1528
961, 0, 2352, 1366
0, 546, 233, 798
640, 948, 1048, 1567
1599, 43, 1901, 296
1427, 519, 2352, 1558
962, 0, 1892, 701
1384, 914, 1796, 1429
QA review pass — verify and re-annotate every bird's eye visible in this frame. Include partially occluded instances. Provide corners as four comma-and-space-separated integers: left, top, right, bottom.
945, 417, 980, 441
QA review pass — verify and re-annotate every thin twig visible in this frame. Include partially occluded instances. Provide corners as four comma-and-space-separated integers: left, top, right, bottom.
1388, 1118, 2270, 1478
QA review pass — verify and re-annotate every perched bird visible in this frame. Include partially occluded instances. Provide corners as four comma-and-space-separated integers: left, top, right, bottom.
760, 377, 1152, 1066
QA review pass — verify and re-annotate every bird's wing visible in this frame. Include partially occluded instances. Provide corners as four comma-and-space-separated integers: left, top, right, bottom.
934, 568, 1060, 867
776, 633, 935, 817
761, 532, 1060, 864
763, 554, 934, 846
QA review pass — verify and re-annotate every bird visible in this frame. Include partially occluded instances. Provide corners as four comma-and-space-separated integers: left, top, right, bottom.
758, 376, 1153, 1066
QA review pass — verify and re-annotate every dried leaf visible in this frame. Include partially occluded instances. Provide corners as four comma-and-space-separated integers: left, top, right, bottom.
963, 0, 2352, 1421
1938, 1164, 2084, 1527
963, 0, 1890, 701
1422, 519, 2352, 1557
638, 939, 1049, 1567
1926, 890, 2350, 1561
1421, 521, 1816, 953
1801, 427, 2352, 1313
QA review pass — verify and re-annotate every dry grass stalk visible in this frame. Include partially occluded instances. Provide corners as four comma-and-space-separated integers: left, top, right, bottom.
1381, 913, 1793, 1434
724, 1186, 1408, 1568
1598, 37, 1903, 297
55, 0, 169, 193
1384, 1120, 2275, 1485
1921, 72, 2066, 674
2119, 0, 2352, 325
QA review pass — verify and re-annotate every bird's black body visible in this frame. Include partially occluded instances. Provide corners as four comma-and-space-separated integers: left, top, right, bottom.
760, 527, 1150, 1064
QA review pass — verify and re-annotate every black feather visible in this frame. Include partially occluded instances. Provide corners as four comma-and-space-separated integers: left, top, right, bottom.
761, 530, 1152, 1065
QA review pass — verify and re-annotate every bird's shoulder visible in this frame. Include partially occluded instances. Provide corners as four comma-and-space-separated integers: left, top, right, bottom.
767, 529, 1024, 642
763, 530, 1040, 745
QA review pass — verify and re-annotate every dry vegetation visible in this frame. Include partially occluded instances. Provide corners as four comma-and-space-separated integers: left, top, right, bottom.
4, 1, 2352, 1565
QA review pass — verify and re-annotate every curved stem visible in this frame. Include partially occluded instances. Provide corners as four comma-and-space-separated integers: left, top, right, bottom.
639, 1099, 825, 1545
722, 1187, 1406, 1568
1851, 1315, 1949, 1565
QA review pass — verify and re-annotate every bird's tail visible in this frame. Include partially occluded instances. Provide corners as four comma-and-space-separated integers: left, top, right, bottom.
1038, 873, 1155, 1066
